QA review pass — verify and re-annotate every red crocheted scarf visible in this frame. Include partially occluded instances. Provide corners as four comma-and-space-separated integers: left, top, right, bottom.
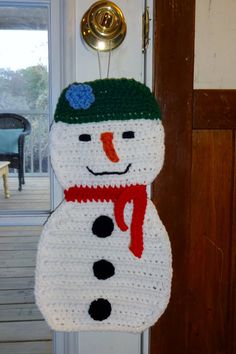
64, 184, 147, 258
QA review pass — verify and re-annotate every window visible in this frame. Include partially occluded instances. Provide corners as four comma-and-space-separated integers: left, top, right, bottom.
0, 5, 50, 212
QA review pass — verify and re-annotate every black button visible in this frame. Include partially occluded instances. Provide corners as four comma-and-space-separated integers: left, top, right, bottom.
93, 259, 115, 280
92, 215, 114, 238
88, 298, 112, 321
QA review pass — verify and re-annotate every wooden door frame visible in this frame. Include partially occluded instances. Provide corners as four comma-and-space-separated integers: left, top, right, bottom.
151, 1, 195, 353
151, 1, 236, 353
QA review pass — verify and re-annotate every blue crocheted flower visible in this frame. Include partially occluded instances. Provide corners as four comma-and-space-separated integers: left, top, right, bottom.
65, 84, 95, 110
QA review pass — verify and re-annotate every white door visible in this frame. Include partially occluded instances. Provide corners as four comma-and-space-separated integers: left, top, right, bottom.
54, 1, 153, 354
0, 0, 153, 353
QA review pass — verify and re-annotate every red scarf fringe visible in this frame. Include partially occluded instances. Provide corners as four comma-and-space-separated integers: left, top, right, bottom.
64, 184, 147, 258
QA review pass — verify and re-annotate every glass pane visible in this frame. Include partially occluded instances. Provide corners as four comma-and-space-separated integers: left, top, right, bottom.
0, 225, 52, 353
0, 6, 50, 212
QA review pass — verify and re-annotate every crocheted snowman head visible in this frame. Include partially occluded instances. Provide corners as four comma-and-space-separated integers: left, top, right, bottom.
51, 78, 164, 189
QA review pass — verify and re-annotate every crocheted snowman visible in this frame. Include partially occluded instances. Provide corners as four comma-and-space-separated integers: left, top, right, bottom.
35, 78, 172, 333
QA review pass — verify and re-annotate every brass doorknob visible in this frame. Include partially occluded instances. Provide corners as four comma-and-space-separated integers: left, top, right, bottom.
81, 1, 126, 51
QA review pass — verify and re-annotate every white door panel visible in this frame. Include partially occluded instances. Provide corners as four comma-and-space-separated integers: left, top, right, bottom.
55, 1, 152, 353
54, 330, 149, 354
78, 332, 141, 354
76, 0, 144, 82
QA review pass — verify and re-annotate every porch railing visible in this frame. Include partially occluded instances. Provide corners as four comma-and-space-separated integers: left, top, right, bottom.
25, 112, 49, 176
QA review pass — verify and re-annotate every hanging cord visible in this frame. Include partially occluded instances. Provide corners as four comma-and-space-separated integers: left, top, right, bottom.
106, 41, 112, 78
97, 41, 112, 79
97, 50, 102, 79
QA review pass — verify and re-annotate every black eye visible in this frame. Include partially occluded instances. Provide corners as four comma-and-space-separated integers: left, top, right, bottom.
122, 131, 135, 139
79, 134, 91, 142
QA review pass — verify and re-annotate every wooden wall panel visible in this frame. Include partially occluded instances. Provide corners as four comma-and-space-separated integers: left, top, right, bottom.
228, 136, 236, 354
151, 1, 195, 353
194, 90, 236, 129
187, 130, 233, 354
152, 0, 236, 353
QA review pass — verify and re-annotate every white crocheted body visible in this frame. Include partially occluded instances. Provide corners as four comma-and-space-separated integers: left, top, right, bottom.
35, 200, 172, 333
50, 119, 164, 189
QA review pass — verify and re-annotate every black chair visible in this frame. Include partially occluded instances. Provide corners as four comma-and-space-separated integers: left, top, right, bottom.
0, 113, 31, 191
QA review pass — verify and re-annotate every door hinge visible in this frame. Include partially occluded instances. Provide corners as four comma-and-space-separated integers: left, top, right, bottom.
142, 6, 150, 53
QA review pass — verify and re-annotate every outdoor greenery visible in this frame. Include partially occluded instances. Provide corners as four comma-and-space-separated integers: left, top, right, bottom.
0, 64, 49, 173
0, 64, 48, 111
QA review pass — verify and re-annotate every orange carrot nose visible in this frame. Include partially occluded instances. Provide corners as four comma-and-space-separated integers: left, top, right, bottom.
100, 132, 119, 163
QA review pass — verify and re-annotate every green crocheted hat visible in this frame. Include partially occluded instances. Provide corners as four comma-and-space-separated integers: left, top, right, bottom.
54, 78, 161, 124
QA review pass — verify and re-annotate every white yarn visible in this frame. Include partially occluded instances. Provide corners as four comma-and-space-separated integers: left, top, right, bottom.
50, 119, 165, 189
35, 116, 172, 333
35, 200, 172, 332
